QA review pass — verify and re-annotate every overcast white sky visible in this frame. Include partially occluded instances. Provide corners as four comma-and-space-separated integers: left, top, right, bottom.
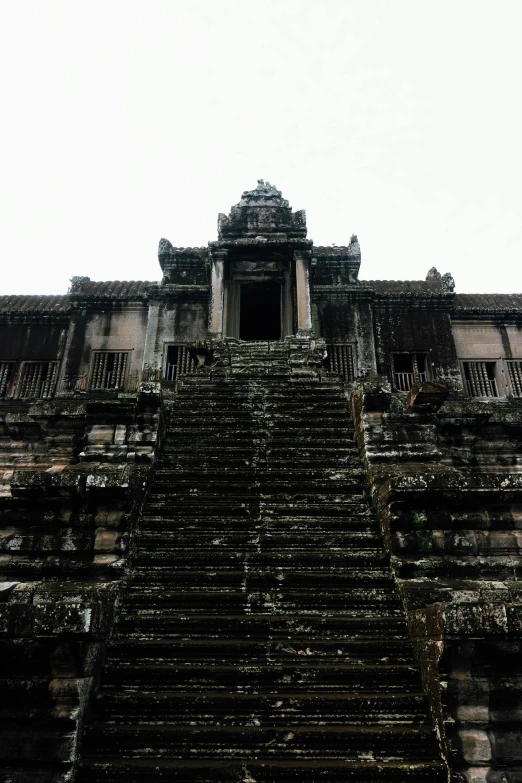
1, 0, 521, 294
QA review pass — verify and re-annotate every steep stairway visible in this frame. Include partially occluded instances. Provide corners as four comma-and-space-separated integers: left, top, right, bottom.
78, 342, 446, 782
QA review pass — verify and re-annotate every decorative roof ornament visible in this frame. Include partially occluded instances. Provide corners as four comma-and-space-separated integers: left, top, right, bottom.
235, 179, 290, 209
426, 267, 456, 292
158, 238, 174, 256
217, 181, 306, 240
348, 234, 361, 258
68, 276, 91, 294
442, 272, 456, 292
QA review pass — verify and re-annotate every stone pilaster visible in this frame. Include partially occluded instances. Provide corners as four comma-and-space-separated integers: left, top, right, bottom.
294, 250, 312, 335
208, 249, 228, 337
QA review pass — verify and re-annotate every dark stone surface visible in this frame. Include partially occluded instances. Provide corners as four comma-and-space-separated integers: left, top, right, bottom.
0, 182, 522, 780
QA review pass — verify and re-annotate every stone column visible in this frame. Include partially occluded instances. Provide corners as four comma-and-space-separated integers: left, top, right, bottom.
142, 299, 160, 380
209, 249, 228, 337
294, 250, 312, 335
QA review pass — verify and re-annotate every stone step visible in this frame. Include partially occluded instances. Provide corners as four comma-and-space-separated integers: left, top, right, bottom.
166, 413, 354, 425
141, 500, 374, 517
160, 446, 359, 458
173, 389, 345, 397
136, 531, 382, 548
82, 722, 441, 759
107, 638, 418, 665
172, 408, 348, 426
120, 601, 401, 617
99, 663, 420, 689
144, 491, 370, 505
79, 368, 442, 779
154, 462, 362, 475
116, 614, 410, 639
168, 408, 351, 419
148, 480, 366, 494
129, 569, 396, 589
172, 384, 343, 394
176, 371, 339, 381
133, 550, 388, 570
172, 396, 348, 408
123, 587, 401, 613
154, 464, 363, 476
163, 431, 355, 445
138, 516, 375, 532
77, 757, 447, 782
160, 447, 357, 458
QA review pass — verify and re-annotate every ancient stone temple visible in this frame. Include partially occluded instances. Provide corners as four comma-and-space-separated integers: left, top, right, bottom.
1, 180, 522, 783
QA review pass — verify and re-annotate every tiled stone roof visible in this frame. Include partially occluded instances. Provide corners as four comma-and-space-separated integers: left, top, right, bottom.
72, 280, 153, 298
454, 293, 522, 312
362, 280, 448, 294
0, 281, 155, 314
0, 295, 71, 312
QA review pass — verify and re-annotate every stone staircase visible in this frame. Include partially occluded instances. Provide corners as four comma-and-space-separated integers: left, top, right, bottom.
78, 342, 446, 782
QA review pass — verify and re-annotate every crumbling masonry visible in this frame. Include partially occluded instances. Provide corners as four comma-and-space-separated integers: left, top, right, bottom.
1, 181, 522, 783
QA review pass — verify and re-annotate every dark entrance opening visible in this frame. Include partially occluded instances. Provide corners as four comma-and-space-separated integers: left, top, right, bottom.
240, 282, 281, 341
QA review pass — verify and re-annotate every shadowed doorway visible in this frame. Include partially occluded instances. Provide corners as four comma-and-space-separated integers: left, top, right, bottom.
240, 282, 281, 341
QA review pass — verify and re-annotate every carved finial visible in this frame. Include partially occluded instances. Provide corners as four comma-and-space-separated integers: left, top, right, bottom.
426, 267, 442, 282
257, 179, 264, 186
347, 234, 361, 258
158, 238, 174, 255
442, 272, 455, 292
68, 276, 90, 294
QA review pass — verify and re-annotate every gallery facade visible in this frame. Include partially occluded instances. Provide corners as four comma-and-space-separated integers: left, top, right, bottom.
1, 181, 522, 782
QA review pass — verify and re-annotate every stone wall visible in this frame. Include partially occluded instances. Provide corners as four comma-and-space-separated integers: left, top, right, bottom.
0, 386, 162, 782
351, 378, 522, 782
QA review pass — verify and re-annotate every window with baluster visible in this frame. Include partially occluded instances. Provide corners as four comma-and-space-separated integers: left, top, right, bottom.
461, 361, 499, 397
16, 362, 59, 399
325, 344, 356, 382
88, 352, 130, 390
392, 353, 429, 392
164, 345, 196, 381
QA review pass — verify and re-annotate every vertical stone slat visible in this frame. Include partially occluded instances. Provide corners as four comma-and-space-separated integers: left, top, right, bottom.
507, 361, 522, 397
113, 353, 122, 388
41, 363, 57, 399
18, 363, 29, 397
119, 353, 128, 388
327, 344, 355, 382
479, 362, 491, 396
342, 345, 347, 380
91, 353, 102, 389
335, 345, 341, 374
22, 363, 37, 398
0, 362, 13, 397
100, 353, 107, 388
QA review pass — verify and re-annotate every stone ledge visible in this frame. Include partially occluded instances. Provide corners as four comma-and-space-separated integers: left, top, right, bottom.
0, 601, 112, 638
409, 601, 522, 640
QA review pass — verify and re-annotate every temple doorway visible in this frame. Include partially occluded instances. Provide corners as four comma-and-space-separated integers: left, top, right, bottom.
239, 281, 281, 341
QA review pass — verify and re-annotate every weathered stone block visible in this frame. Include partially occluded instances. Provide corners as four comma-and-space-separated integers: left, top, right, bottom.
86, 425, 115, 444
33, 604, 95, 636
458, 729, 492, 764
94, 529, 121, 553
